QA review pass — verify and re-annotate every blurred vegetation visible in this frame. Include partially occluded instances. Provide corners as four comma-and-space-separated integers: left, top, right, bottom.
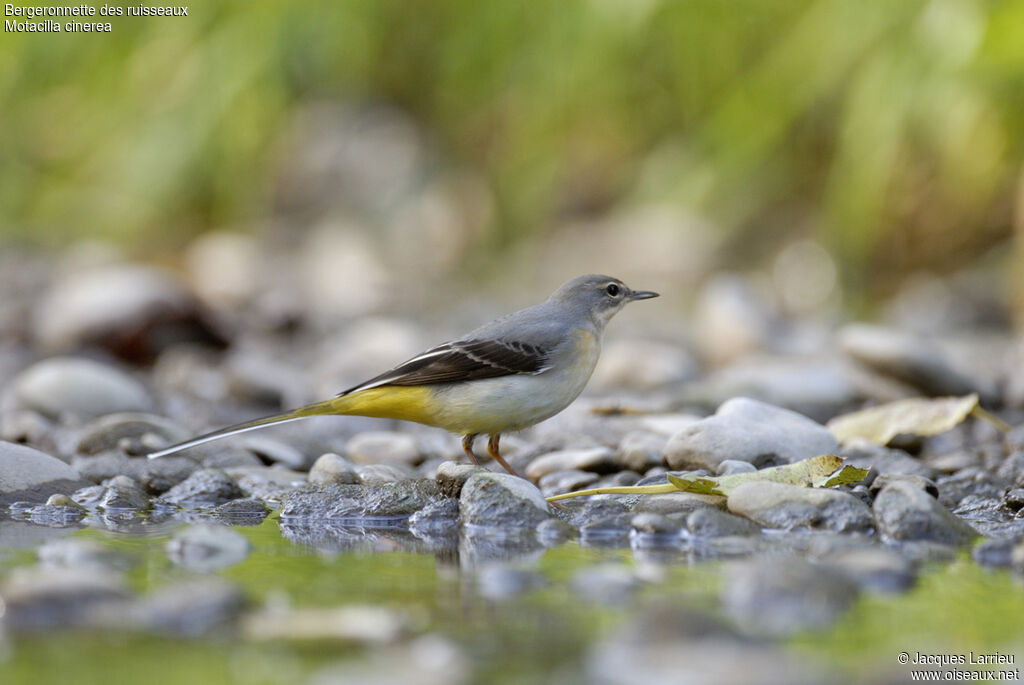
2, 0, 1023, 296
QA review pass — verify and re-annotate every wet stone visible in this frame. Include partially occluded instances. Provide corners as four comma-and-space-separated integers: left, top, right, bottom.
214, 498, 269, 525
308, 452, 360, 486
165, 524, 251, 572
435, 461, 482, 498
686, 507, 761, 538
664, 397, 838, 471
71, 453, 197, 493
281, 480, 440, 521
0, 441, 89, 508
722, 556, 860, 636
100, 479, 151, 511
226, 465, 306, 504
874, 481, 978, 545
408, 497, 459, 537
162, 469, 244, 507
25, 501, 86, 526
727, 482, 874, 533
459, 472, 549, 528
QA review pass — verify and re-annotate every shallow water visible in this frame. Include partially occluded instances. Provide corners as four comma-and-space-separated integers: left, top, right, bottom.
2, 515, 1023, 684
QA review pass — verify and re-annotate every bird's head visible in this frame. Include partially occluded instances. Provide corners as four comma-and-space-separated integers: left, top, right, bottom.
549, 274, 659, 328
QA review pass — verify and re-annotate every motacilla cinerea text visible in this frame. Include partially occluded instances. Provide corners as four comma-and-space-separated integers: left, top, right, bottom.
147, 274, 658, 475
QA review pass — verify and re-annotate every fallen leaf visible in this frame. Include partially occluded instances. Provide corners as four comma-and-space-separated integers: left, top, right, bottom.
546, 454, 868, 502
666, 454, 849, 497
826, 394, 989, 445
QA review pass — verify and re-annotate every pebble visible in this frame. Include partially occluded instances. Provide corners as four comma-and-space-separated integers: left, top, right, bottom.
165, 524, 251, 572
238, 435, 312, 471
435, 461, 483, 498
281, 480, 440, 520
75, 412, 189, 456
726, 481, 874, 533
722, 556, 860, 636
873, 481, 978, 545
71, 453, 197, 493
308, 452, 360, 485
214, 498, 270, 525
537, 469, 600, 497
686, 508, 761, 538
664, 397, 838, 471
0, 441, 89, 508
407, 497, 460, 537
162, 469, 244, 507
345, 431, 422, 467
617, 432, 668, 472
631, 492, 726, 516
629, 512, 681, 535
9, 356, 154, 419
459, 472, 550, 528
356, 463, 417, 484
841, 440, 939, 480
226, 466, 307, 505
524, 447, 620, 480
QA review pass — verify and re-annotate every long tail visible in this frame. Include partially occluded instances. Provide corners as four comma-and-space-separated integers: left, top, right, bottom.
146, 398, 340, 460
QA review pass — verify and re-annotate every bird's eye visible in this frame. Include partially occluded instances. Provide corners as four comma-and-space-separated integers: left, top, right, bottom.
605, 283, 621, 297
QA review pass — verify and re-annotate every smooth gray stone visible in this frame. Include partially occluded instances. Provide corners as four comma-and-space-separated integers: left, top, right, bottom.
459, 472, 549, 528
0, 441, 88, 507
71, 452, 197, 493
664, 397, 837, 471
874, 481, 979, 545
727, 482, 874, 533
308, 452, 360, 486
9, 356, 153, 419
525, 447, 619, 480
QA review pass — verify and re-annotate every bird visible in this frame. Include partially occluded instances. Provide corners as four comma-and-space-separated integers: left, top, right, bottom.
147, 274, 659, 476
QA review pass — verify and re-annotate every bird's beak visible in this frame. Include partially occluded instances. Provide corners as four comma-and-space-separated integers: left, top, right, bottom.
629, 290, 659, 301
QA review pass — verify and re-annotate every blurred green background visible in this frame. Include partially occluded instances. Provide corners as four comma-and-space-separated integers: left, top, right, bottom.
2, 0, 1023, 304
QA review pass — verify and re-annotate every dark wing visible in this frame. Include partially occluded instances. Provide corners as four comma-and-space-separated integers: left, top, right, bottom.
338, 338, 552, 395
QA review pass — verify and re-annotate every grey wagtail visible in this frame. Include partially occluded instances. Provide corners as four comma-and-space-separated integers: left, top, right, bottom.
147, 274, 658, 475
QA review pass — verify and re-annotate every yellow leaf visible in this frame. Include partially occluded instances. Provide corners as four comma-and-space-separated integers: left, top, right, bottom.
827, 394, 982, 445
666, 454, 849, 497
